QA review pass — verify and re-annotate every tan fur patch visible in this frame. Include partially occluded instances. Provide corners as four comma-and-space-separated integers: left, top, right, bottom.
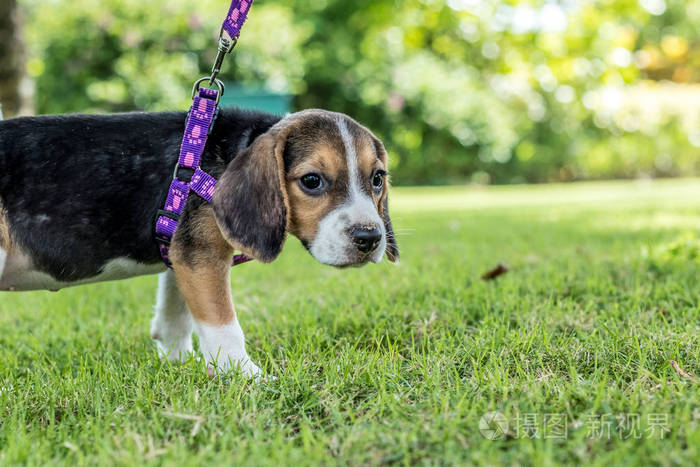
170, 206, 233, 267
169, 208, 235, 325
172, 261, 235, 326
287, 142, 346, 241
287, 143, 344, 180
273, 126, 293, 236
287, 186, 335, 242
354, 130, 388, 211
356, 133, 383, 167
0, 200, 10, 250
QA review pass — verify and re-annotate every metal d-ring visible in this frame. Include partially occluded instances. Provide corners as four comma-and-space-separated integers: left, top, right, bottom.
191, 77, 225, 103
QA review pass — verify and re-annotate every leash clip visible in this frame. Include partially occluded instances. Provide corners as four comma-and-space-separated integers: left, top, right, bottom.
209, 29, 238, 85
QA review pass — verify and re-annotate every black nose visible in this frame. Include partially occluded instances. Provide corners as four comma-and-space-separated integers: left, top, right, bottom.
351, 226, 382, 254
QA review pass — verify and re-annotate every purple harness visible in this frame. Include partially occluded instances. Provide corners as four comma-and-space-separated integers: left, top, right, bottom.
154, 0, 254, 268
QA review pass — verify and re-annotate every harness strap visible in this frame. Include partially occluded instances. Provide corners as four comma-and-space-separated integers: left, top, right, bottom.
154, 0, 255, 268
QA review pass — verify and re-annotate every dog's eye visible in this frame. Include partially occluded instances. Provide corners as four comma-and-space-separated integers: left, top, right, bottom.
372, 171, 385, 190
300, 173, 324, 192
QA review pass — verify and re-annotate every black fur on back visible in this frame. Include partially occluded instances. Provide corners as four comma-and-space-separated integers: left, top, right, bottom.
0, 108, 281, 281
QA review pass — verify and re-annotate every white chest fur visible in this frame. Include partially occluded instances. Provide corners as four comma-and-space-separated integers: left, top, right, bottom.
0, 252, 166, 291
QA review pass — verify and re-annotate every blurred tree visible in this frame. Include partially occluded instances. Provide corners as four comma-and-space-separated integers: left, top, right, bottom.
16, 0, 700, 184
0, 0, 32, 117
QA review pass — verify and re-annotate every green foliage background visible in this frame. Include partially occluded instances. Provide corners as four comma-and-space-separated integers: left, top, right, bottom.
20, 0, 700, 185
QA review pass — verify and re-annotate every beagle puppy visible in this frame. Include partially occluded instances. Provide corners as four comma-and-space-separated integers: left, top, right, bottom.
0, 108, 398, 377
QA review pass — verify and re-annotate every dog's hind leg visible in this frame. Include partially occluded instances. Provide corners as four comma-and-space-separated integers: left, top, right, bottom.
150, 270, 194, 362
0, 248, 6, 281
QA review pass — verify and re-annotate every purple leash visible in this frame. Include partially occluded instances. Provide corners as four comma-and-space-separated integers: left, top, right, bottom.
154, 0, 254, 268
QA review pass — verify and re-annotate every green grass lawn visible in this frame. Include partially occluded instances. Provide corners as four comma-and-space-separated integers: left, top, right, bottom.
1, 179, 698, 465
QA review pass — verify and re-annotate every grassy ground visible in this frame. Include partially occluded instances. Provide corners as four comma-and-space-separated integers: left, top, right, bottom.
0, 178, 698, 466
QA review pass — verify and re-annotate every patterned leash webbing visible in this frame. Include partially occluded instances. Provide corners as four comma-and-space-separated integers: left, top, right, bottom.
222, 0, 253, 39
154, 0, 254, 268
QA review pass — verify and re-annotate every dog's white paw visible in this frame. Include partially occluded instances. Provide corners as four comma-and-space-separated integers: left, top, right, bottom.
206, 356, 262, 379
239, 358, 263, 378
195, 319, 263, 379
151, 270, 194, 363
150, 316, 193, 363
153, 334, 194, 363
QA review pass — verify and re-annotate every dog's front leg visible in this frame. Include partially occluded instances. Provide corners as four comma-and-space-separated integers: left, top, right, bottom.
150, 270, 194, 362
172, 261, 261, 378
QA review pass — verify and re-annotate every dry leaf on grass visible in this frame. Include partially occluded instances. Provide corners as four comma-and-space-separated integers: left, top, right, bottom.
481, 263, 509, 280
669, 360, 697, 383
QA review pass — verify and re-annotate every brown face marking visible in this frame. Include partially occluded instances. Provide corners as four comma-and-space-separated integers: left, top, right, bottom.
371, 138, 391, 217
283, 116, 349, 246
337, 117, 389, 222
283, 114, 390, 248
213, 109, 396, 263
352, 127, 388, 208
285, 143, 344, 243
337, 119, 398, 262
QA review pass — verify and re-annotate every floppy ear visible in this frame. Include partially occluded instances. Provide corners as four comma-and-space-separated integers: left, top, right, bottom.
381, 194, 399, 263
371, 136, 399, 263
212, 127, 290, 262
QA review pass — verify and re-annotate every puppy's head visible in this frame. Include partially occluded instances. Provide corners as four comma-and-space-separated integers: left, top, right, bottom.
212, 109, 399, 267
